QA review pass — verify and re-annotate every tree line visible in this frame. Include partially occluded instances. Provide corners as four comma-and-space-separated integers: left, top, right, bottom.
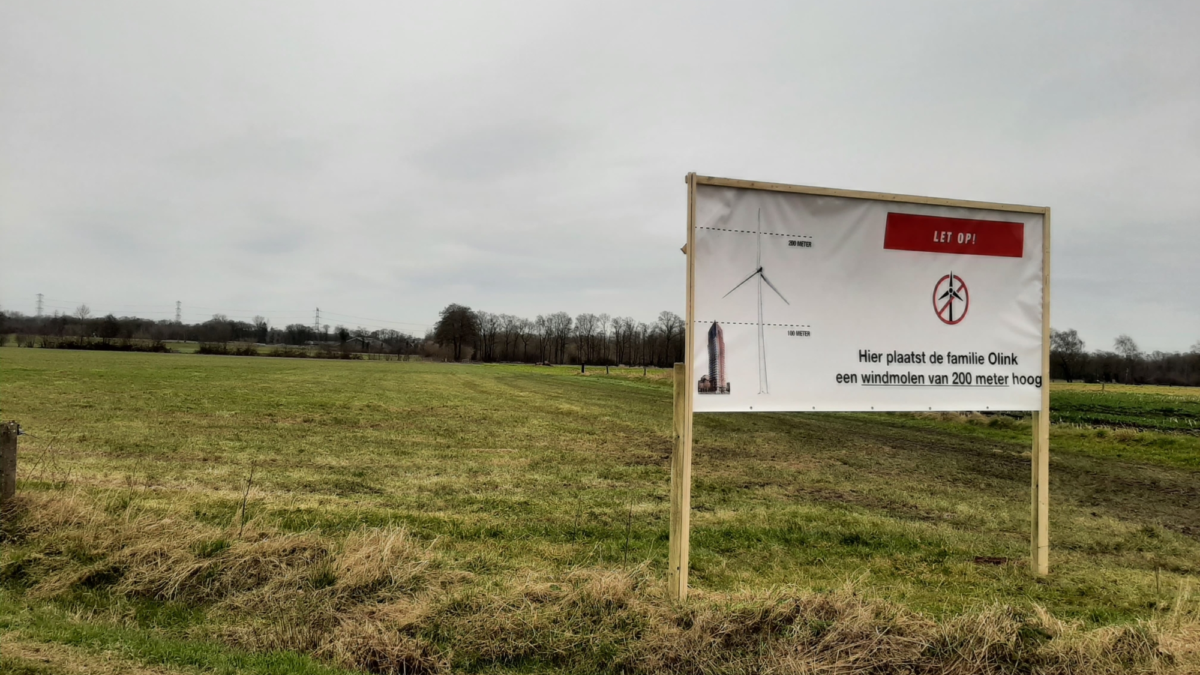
0, 302, 690, 366
433, 303, 686, 366
0, 306, 424, 355
10, 305, 1196, 381
1051, 329, 1200, 386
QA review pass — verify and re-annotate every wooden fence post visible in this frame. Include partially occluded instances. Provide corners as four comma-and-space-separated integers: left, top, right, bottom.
668, 363, 693, 601
1, 421, 18, 504
1031, 411, 1049, 575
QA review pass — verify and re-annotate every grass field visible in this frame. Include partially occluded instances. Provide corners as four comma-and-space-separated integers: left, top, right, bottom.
1050, 382, 1200, 434
1, 347, 1198, 673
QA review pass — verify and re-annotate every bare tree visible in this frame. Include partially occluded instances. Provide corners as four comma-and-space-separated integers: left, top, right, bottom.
1114, 334, 1140, 359
657, 311, 684, 365
1050, 328, 1086, 382
252, 316, 269, 343
75, 304, 92, 320
574, 313, 599, 363
476, 311, 502, 362
500, 314, 521, 361
635, 321, 651, 367
534, 315, 551, 362
597, 313, 611, 363
516, 318, 534, 362
1113, 334, 1141, 384
434, 303, 479, 361
547, 312, 573, 363
207, 315, 236, 343
611, 316, 634, 365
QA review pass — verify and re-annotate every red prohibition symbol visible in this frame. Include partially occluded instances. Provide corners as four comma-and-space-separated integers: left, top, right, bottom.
933, 272, 969, 325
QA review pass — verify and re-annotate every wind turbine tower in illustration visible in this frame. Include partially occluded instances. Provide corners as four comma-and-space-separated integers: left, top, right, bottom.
722, 208, 790, 394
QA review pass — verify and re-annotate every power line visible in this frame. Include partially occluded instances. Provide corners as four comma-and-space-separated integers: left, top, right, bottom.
188, 304, 310, 313
182, 311, 423, 334
318, 310, 432, 328
36, 293, 43, 317
44, 298, 181, 312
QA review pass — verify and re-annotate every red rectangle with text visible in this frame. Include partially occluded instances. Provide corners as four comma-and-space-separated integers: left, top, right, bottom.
884, 213, 1024, 258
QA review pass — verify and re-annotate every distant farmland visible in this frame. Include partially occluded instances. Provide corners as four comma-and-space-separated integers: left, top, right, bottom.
1, 347, 1197, 674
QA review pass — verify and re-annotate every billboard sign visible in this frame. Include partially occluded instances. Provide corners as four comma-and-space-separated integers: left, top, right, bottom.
689, 178, 1048, 413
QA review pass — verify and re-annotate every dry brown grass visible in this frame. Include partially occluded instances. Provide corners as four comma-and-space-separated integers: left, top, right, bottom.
4, 489, 1198, 674
1, 635, 188, 674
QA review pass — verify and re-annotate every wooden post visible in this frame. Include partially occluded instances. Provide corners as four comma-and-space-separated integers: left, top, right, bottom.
1031, 411, 1049, 575
668, 363, 692, 601
1031, 209, 1051, 576
668, 172, 698, 602
1, 421, 17, 504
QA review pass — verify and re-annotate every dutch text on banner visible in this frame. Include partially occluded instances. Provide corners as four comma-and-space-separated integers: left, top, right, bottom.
691, 184, 1045, 413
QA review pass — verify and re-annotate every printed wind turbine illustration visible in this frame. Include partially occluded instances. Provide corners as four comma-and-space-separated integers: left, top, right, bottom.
938, 272, 964, 322
722, 208, 790, 394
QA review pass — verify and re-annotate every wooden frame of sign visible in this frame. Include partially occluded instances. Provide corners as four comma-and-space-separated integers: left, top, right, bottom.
669, 173, 1051, 602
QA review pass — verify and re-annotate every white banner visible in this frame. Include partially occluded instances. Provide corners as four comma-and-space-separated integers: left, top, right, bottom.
691, 181, 1046, 412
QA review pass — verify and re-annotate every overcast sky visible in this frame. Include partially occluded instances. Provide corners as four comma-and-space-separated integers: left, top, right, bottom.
2, 1, 1197, 350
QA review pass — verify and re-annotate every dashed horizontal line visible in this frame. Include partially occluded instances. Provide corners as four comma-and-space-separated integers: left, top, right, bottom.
697, 321, 811, 327
698, 227, 812, 238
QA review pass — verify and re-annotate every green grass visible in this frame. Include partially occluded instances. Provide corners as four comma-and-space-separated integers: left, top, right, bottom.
1050, 382, 1200, 433
0, 589, 358, 675
1, 348, 1197, 672
168, 340, 198, 353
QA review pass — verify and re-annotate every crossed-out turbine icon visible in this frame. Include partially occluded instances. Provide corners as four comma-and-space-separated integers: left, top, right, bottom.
933, 272, 969, 325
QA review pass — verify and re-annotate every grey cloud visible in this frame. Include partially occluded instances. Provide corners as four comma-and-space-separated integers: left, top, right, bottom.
1, 0, 1197, 349
167, 133, 331, 179
239, 231, 307, 256
415, 123, 576, 182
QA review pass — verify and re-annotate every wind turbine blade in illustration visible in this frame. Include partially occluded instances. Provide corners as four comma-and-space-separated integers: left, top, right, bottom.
723, 269, 760, 299
939, 272, 963, 302
759, 272, 789, 305
720, 207, 791, 395
936, 271, 964, 323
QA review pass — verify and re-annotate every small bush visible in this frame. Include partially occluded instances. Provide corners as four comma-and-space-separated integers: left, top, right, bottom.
197, 343, 258, 356
266, 346, 310, 358
36, 337, 172, 353
267, 346, 362, 360
194, 344, 362, 360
